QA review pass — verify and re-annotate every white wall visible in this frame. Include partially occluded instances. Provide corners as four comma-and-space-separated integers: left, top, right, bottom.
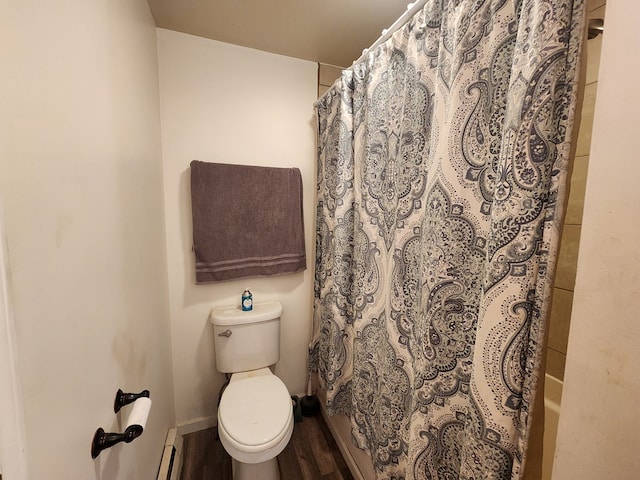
156, 29, 318, 426
0, 1, 175, 479
554, 1, 640, 478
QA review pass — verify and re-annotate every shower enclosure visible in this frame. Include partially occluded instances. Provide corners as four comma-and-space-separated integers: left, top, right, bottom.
311, 1, 587, 479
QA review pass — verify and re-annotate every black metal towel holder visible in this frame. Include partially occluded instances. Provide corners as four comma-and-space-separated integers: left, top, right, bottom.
91, 389, 151, 459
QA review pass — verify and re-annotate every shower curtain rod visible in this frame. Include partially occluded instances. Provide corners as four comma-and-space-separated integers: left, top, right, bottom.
314, 0, 429, 106
352, 0, 429, 65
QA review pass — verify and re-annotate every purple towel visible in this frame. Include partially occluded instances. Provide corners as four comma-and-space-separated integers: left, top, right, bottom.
190, 161, 306, 283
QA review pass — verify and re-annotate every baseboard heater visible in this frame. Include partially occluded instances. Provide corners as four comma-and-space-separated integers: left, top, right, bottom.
157, 428, 183, 480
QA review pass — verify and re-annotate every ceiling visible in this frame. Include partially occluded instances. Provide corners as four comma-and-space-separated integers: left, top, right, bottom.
146, 0, 411, 67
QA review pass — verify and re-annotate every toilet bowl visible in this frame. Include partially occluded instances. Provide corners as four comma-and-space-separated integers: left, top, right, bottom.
217, 368, 294, 480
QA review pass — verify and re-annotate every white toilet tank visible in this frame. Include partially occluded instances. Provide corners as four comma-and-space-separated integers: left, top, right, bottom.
210, 301, 283, 373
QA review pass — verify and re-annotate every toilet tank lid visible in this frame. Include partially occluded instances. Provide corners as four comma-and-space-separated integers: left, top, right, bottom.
210, 301, 283, 326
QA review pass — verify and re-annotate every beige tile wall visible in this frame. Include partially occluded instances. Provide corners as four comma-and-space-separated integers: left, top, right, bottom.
547, 0, 606, 380
318, 63, 343, 97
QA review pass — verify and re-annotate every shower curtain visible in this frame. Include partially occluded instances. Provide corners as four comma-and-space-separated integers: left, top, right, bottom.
311, 0, 585, 479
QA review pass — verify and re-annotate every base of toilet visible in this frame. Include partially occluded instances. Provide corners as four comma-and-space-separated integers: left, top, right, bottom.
231, 456, 280, 480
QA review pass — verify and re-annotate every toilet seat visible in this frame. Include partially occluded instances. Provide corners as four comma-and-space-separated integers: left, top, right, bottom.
218, 369, 294, 464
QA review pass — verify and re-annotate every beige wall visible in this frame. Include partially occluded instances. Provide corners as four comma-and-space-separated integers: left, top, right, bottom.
156, 29, 318, 427
554, 0, 640, 477
0, 1, 175, 478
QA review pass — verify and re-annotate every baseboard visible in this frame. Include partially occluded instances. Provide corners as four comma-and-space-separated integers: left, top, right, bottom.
157, 416, 217, 480
157, 428, 183, 480
176, 415, 217, 436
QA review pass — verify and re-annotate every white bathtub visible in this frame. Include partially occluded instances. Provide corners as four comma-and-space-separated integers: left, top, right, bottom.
542, 373, 563, 480
321, 373, 564, 480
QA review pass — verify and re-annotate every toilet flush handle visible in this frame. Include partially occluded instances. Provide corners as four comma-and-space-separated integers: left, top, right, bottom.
218, 329, 232, 337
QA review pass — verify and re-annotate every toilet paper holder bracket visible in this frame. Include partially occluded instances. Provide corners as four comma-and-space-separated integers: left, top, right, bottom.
114, 388, 150, 413
91, 424, 143, 459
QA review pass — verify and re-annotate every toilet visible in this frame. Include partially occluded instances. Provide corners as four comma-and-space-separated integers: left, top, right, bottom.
210, 301, 294, 480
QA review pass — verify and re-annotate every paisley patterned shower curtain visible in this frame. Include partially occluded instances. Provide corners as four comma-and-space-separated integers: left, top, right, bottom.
311, 0, 585, 478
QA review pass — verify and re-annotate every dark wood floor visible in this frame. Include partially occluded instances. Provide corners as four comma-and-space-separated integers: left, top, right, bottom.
180, 412, 355, 480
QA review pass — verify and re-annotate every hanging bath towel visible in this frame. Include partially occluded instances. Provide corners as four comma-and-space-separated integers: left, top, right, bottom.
189, 160, 306, 283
